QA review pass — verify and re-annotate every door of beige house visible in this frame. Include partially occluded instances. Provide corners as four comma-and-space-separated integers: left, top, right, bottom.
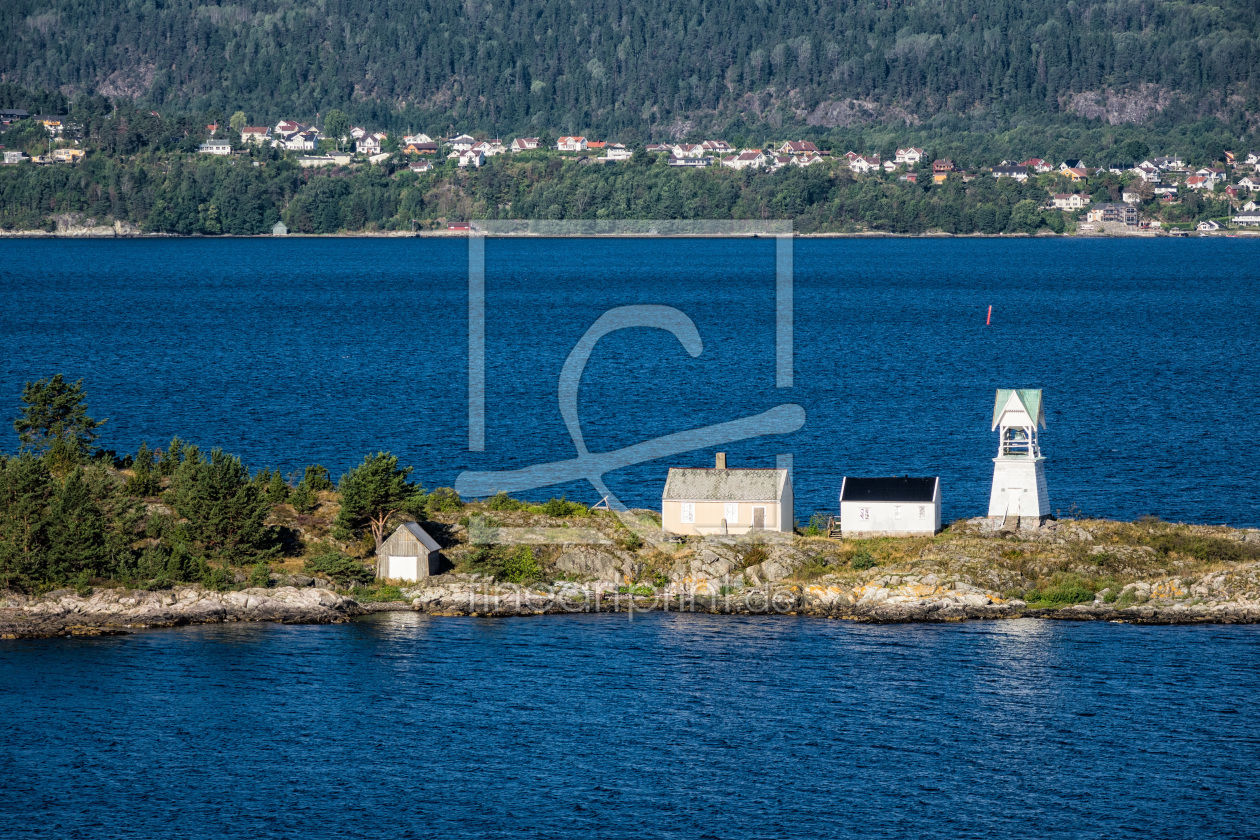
752, 507, 765, 529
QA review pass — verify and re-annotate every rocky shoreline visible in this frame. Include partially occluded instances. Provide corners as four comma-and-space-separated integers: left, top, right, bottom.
5, 516, 1260, 638
4, 568, 1259, 639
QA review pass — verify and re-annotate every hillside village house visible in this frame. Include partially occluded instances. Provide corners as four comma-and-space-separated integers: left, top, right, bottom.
779, 140, 821, 155
1153, 156, 1184, 170
668, 155, 711, 167
895, 147, 924, 165
557, 136, 588, 152
932, 159, 955, 183
1132, 163, 1160, 183
882, 160, 898, 172
1060, 159, 1086, 171
0, 109, 30, 124
275, 120, 302, 136
402, 133, 433, 145
403, 141, 438, 155
376, 522, 441, 582
1086, 203, 1138, 226
1062, 167, 1087, 182
357, 133, 385, 155
849, 154, 880, 173
1052, 193, 1091, 210
448, 134, 476, 152
991, 165, 1028, 181
1020, 158, 1052, 172
1185, 175, 1211, 191
457, 149, 485, 168
511, 137, 540, 152
661, 454, 793, 536
795, 153, 824, 168
240, 126, 270, 145
673, 143, 704, 158
1237, 176, 1260, 192
408, 160, 433, 173
701, 140, 733, 154
198, 139, 232, 155
285, 131, 318, 151
51, 148, 84, 163
839, 476, 942, 537
722, 150, 766, 170
3, 151, 29, 164
605, 143, 632, 161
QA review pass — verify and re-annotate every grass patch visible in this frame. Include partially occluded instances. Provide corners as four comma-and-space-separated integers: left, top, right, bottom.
355, 584, 405, 602
1024, 573, 1095, 606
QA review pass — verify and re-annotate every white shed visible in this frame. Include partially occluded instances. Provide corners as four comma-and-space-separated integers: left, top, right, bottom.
661, 453, 793, 536
376, 522, 441, 582
839, 476, 941, 537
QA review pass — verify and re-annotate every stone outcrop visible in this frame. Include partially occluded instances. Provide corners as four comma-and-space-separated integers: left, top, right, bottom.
0, 586, 361, 638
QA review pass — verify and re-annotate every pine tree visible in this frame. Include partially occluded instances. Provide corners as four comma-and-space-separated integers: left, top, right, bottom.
334, 452, 423, 552
14, 374, 105, 457
46, 467, 107, 581
0, 453, 53, 588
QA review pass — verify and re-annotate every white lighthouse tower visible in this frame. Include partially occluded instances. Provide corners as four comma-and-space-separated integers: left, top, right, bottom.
987, 388, 1050, 527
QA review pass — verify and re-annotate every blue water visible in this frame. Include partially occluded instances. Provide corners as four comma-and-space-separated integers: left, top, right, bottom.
2, 237, 1259, 525
1, 614, 1258, 838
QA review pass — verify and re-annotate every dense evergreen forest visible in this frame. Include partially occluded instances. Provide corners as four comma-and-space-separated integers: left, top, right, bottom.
2, 0, 1258, 136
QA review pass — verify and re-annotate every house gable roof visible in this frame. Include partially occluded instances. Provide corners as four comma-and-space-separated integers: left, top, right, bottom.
991, 388, 1045, 430
662, 468, 788, 502
840, 476, 938, 503
396, 521, 441, 553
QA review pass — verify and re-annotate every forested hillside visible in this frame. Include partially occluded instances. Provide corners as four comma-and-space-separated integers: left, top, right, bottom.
2, 0, 1258, 135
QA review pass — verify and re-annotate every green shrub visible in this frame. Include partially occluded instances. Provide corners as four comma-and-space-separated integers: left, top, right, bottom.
616, 530, 644, 551
356, 584, 404, 602
850, 549, 877, 570
486, 492, 526, 511
739, 541, 769, 568
501, 546, 542, 583
303, 551, 374, 585
428, 487, 464, 511
202, 565, 232, 590
540, 496, 587, 517
1148, 531, 1253, 564
247, 562, 272, 588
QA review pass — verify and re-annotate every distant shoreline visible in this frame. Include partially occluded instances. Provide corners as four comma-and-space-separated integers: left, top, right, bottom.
2, 229, 1247, 240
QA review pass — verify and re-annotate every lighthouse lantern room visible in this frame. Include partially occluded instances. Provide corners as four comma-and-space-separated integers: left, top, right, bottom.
987, 388, 1051, 526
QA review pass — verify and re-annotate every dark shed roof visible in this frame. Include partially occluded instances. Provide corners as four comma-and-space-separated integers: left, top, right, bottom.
840, 476, 938, 503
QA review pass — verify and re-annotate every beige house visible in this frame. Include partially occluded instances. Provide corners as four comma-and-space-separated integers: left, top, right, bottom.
376, 522, 441, 582
661, 454, 793, 536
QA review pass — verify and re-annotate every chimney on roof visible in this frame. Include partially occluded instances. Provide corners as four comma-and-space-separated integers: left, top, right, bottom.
715, 452, 727, 469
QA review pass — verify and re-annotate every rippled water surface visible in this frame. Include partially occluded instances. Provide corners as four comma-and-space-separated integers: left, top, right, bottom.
1, 614, 1258, 838
1, 237, 1259, 523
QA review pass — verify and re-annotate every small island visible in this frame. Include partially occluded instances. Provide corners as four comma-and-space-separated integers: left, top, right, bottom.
1, 376, 1258, 638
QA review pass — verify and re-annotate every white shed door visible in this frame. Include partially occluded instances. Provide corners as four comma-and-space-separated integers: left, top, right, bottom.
387, 555, 420, 582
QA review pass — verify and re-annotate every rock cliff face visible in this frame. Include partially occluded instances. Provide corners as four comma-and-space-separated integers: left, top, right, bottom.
0, 586, 361, 638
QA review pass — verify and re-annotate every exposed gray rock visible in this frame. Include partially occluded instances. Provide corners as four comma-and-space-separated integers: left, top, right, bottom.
0, 586, 361, 638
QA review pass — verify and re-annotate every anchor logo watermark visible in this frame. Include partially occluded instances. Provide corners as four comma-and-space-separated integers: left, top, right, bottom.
454, 220, 804, 516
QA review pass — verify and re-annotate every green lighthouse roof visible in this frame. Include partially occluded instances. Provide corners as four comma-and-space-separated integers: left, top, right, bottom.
991, 388, 1045, 430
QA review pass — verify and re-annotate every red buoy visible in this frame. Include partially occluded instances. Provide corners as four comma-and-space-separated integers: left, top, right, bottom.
986, 305, 992, 326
